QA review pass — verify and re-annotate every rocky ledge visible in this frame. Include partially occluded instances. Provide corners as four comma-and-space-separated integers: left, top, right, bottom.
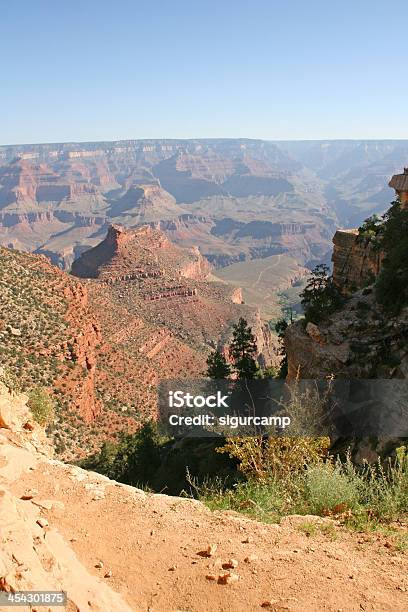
285, 289, 408, 379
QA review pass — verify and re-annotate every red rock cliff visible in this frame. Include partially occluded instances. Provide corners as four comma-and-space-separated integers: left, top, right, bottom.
60, 283, 102, 422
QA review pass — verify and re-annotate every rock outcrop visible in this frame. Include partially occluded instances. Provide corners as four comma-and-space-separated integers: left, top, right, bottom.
178, 245, 211, 279
0, 383, 132, 611
286, 215, 408, 379
0, 380, 53, 456
285, 290, 408, 379
389, 167, 408, 206
332, 229, 384, 294
61, 283, 101, 421
108, 183, 187, 223
230, 287, 244, 304
71, 224, 211, 281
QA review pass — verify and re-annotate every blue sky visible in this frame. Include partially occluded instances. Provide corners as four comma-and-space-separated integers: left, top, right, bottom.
1, 0, 407, 144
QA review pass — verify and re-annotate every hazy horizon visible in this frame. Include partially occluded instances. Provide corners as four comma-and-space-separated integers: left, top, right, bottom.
3, 136, 408, 148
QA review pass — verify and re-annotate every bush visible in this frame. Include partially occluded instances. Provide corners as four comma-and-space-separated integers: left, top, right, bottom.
94, 421, 163, 486
28, 387, 55, 426
357, 214, 384, 245
199, 448, 408, 526
199, 477, 288, 523
356, 447, 408, 521
81, 422, 238, 495
304, 462, 360, 514
216, 379, 331, 479
217, 436, 330, 481
0, 367, 22, 393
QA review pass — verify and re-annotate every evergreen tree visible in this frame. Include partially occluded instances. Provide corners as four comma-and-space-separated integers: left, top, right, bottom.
376, 200, 408, 314
274, 317, 288, 378
229, 317, 259, 379
357, 214, 384, 245
206, 350, 231, 379
300, 264, 342, 323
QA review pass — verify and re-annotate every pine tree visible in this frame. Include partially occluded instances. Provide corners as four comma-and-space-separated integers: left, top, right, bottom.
274, 317, 288, 378
300, 264, 341, 323
376, 200, 408, 314
229, 317, 259, 379
206, 350, 231, 379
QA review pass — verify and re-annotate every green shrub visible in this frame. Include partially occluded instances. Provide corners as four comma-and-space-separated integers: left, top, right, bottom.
199, 477, 288, 523
0, 367, 22, 393
217, 436, 330, 481
355, 448, 408, 521
216, 380, 331, 479
304, 463, 360, 514
28, 387, 55, 426
357, 214, 384, 245
199, 448, 408, 526
81, 423, 237, 495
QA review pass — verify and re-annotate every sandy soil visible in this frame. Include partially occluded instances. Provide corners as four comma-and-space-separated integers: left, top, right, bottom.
8, 452, 408, 612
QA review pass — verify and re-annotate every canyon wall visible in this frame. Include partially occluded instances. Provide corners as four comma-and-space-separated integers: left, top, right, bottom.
0, 247, 101, 426
285, 227, 408, 380
61, 283, 102, 422
178, 246, 211, 280
332, 229, 384, 294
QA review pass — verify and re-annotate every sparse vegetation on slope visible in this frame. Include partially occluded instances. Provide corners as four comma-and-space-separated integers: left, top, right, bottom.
0, 248, 68, 390
0, 247, 104, 459
28, 387, 55, 426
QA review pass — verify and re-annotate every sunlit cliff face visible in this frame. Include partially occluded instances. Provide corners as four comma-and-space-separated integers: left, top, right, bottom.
389, 168, 408, 209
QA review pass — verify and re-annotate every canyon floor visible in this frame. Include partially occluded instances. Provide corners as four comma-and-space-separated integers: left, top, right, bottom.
2, 424, 407, 612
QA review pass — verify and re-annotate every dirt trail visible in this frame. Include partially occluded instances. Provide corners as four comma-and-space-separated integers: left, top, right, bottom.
2, 432, 407, 612
251, 255, 282, 289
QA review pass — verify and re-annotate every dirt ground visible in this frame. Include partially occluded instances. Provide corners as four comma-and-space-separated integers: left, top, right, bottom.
7, 450, 408, 612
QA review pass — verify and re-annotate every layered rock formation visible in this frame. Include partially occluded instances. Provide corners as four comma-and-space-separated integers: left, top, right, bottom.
108, 183, 187, 223
73, 224, 278, 372
332, 229, 384, 294
61, 283, 101, 421
0, 138, 339, 279
71, 224, 211, 281
0, 158, 110, 209
389, 167, 408, 206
